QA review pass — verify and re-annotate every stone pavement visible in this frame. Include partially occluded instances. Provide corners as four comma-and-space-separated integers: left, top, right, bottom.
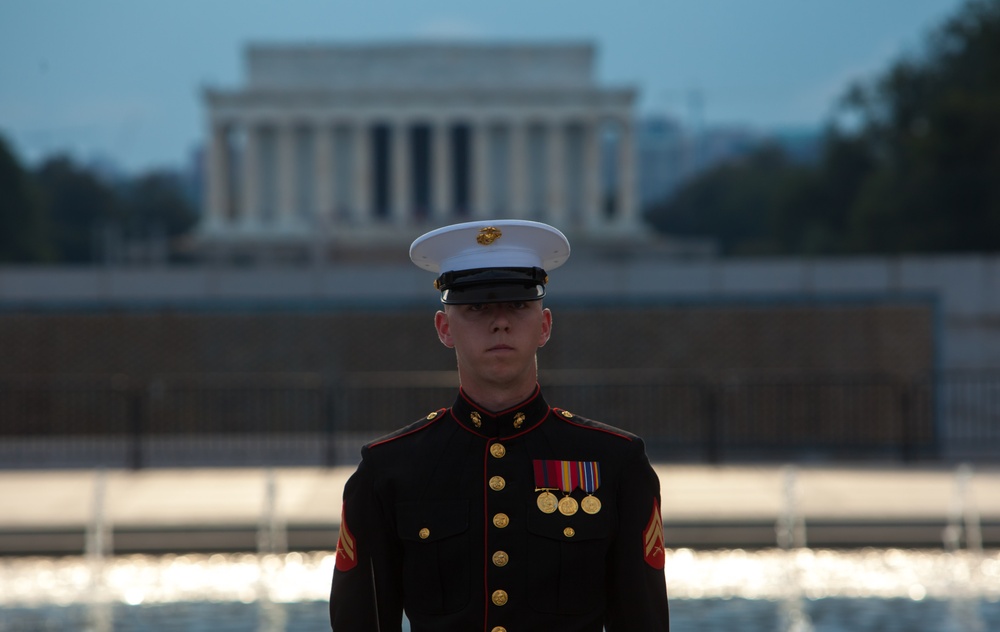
0, 464, 998, 555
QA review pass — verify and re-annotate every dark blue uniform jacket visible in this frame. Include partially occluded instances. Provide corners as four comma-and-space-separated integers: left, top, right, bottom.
329, 386, 670, 631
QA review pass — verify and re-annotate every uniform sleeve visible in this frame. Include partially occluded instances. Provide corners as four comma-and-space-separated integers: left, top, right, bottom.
329, 451, 404, 631
604, 438, 670, 631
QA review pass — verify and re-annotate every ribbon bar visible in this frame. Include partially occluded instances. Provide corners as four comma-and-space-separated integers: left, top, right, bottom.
533, 460, 600, 493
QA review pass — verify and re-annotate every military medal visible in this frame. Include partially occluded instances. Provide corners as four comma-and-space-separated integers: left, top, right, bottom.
558, 495, 579, 516
557, 460, 579, 515
581, 495, 602, 514
579, 461, 602, 514
536, 490, 558, 514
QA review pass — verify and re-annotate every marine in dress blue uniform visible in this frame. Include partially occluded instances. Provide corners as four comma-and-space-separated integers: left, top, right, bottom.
329, 220, 670, 631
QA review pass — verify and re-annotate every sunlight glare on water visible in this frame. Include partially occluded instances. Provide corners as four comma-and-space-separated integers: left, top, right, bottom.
0, 551, 335, 608
663, 548, 1000, 601
2, 548, 998, 608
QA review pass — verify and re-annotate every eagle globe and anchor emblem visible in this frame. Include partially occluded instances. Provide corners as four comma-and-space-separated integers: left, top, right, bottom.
476, 226, 503, 245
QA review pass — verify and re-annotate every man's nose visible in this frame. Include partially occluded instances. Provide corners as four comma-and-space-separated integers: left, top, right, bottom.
490, 306, 511, 330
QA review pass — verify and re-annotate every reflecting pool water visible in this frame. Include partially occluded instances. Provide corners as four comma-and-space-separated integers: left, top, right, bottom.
1, 548, 998, 631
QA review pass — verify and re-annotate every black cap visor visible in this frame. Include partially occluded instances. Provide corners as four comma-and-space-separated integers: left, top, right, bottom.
437, 267, 547, 305
442, 283, 545, 305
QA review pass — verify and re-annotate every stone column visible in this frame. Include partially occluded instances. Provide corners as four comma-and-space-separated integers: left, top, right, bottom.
391, 119, 410, 225
546, 119, 566, 225
277, 121, 297, 226
583, 117, 602, 228
508, 118, 527, 218
314, 122, 335, 223
352, 120, 371, 224
432, 119, 452, 221
204, 120, 230, 229
240, 121, 261, 228
616, 115, 636, 227
470, 120, 491, 219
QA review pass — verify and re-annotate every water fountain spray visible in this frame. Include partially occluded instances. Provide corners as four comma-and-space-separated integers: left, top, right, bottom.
85, 468, 113, 632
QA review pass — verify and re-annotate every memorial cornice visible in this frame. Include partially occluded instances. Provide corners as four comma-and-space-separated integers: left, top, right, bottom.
205, 87, 634, 105
243, 41, 598, 92
205, 87, 635, 123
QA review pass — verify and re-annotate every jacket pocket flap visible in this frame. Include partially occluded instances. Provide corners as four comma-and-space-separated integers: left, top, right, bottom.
397, 500, 469, 542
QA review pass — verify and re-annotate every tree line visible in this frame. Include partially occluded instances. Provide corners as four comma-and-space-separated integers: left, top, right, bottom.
0, 137, 197, 264
645, 0, 1000, 256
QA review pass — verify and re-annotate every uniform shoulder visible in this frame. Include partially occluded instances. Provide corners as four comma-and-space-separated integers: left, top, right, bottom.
550, 407, 639, 442
365, 408, 447, 451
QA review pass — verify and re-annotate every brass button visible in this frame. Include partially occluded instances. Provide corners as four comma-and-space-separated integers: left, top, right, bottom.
493, 513, 510, 528
560, 410, 574, 418
563, 527, 575, 538
418, 528, 430, 539
491, 589, 508, 606
490, 443, 506, 458
426, 411, 438, 420
489, 476, 506, 491
492, 550, 509, 567
491, 627, 507, 632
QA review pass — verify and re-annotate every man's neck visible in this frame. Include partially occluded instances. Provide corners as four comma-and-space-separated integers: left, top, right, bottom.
459, 381, 538, 413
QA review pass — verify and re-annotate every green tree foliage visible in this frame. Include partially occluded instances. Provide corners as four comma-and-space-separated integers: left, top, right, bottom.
0, 135, 52, 262
118, 171, 198, 241
646, 146, 813, 256
646, 0, 1000, 256
840, 0, 1000, 253
0, 134, 198, 263
34, 155, 121, 263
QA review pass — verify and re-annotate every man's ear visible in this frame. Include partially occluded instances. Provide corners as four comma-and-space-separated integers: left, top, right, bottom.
538, 307, 553, 347
435, 310, 455, 348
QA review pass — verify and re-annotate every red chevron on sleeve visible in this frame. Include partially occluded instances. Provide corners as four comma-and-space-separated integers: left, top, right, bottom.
642, 500, 665, 569
335, 506, 358, 571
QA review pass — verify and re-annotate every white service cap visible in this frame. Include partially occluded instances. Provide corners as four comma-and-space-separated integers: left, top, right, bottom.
409, 219, 571, 304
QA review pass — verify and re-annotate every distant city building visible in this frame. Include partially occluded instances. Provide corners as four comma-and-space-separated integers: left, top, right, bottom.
626, 118, 763, 214
197, 42, 640, 257
695, 126, 762, 171
635, 116, 689, 210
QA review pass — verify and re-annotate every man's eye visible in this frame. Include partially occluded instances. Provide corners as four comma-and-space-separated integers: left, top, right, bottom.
467, 303, 488, 312
509, 302, 528, 310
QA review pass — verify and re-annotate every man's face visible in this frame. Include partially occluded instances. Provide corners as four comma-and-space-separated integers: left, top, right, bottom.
435, 300, 552, 391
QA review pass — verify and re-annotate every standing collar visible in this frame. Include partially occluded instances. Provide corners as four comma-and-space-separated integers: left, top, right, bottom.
450, 385, 550, 438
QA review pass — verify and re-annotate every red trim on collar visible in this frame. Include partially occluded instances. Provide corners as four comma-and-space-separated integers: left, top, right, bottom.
458, 384, 542, 416
447, 406, 551, 439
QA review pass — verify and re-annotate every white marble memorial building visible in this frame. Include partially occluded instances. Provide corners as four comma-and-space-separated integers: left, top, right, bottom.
198, 42, 638, 255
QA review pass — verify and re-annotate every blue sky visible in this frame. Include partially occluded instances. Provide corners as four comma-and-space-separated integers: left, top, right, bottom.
0, 0, 967, 174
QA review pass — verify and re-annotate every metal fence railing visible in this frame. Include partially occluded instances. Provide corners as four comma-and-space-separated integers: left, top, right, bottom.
0, 370, 996, 468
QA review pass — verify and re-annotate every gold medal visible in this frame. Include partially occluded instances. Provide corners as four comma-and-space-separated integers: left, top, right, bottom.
536, 491, 558, 514
558, 495, 579, 516
581, 495, 602, 515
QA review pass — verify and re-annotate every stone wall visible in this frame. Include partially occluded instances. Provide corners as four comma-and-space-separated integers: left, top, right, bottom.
0, 300, 933, 379
5, 253, 1000, 372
